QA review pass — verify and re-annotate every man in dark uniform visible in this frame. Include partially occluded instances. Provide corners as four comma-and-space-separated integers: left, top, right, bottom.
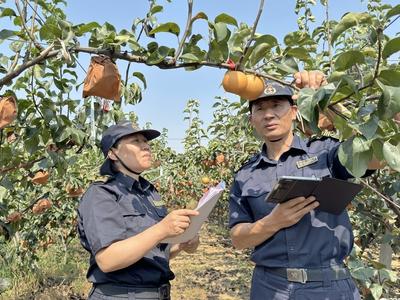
228, 72, 381, 299
77, 121, 199, 300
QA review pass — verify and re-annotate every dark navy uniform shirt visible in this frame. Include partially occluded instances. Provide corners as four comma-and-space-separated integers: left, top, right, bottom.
77, 172, 174, 286
229, 135, 367, 269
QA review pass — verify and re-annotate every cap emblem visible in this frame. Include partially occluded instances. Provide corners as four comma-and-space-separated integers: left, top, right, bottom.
264, 84, 276, 95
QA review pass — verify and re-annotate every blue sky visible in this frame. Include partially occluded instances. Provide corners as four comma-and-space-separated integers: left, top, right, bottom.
2, 1, 399, 152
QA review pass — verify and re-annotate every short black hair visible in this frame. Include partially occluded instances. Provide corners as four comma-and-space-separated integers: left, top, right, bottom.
248, 96, 294, 113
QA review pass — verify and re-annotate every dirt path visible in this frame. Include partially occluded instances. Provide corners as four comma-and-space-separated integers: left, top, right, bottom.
170, 225, 253, 300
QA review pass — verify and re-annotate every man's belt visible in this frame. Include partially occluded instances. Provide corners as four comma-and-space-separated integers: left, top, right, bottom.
263, 266, 350, 284
94, 283, 170, 300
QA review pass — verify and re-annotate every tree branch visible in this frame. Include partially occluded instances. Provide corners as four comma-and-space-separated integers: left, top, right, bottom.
326, 103, 350, 121
327, 83, 372, 109
0, 156, 46, 174
373, 27, 383, 81
8, 52, 20, 73
173, 0, 193, 62
360, 178, 400, 219
15, 0, 44, 52
31, 70, 45, 120
0, 45, 57, 88
325, 0, 333, 73
246, 69, 299, 90
236, 0, 265, 71
124, 9, 148, 91
1, 45, 299, 94
384, 15, 400, 31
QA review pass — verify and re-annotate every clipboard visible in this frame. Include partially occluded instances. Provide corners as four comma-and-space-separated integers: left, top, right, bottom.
161, 181, 225, 244
265, 176, 363, 215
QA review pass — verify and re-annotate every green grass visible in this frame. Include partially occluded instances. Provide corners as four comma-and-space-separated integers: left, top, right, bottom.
0, 239, 90, 299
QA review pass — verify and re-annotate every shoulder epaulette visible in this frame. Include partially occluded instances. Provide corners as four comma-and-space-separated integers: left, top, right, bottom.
236, 153, 259, 173
92, 176, 114, 185
307, 133, 339, 146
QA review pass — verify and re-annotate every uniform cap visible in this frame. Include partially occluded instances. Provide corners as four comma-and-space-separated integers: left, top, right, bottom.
99, 121, 160, 175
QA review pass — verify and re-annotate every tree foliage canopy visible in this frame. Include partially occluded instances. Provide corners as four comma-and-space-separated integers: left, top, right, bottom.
0, 0, 399, 298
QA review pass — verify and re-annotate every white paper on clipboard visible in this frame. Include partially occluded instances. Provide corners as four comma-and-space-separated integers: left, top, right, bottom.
161, 181, 225, 244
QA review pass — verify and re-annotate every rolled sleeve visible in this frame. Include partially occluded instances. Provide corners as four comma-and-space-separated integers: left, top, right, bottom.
228, 180, 253, 229
79, 185, 126, 255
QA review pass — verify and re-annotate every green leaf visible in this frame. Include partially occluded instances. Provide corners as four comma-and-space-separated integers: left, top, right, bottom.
297, 88, 319, 122
286, 47, 310, 61
350, 266, 375, 281
228, 27, 251, 53
149, 22, 180, 36
191, 12, 208, 22
249, 43, 271, 66
0, 186, 7, 202
353, 135, 372, 152
207, 40, 225, 63
386, 4, 400, 20
316, 83, 335, 110
254, 34, 278, 47
362, 46, 377, 58
0, 29, 15, 40
382, 36, 400, 59
284, 31, 313, 47
359, 115, 379, 139
376, 80, 400, 119
146, 46, 170, 65
150, 5, 163, 15
274, 57, 299, 74
39, 17, 62, 40
383, 141, 400, 172
24, 135, 40, 155
74, 22, 100, 36
180, 53, 201, 62
331, 12, 372, 44
213, 22, 228, 42
147, 41, 159, 52
378, 268, 398, 282
369, 284, 383, 300
0, 8, 16, 18
132, 72, 147, 89
372, 139, 384, 161
378, 70, 400, 87
328, 75, 359, 104
214, 13, 238, 27
115, 34, 131, 44
334, 50, 365, 71
339, 136, 372, 178
34, 64, 44, 79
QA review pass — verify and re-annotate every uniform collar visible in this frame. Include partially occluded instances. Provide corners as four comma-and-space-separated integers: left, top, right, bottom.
252, 134, 308, 168
114, 172, 151, 192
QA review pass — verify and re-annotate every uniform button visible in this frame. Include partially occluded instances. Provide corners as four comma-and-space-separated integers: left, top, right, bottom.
278, 163, 283, 166
289, 246, 295, 251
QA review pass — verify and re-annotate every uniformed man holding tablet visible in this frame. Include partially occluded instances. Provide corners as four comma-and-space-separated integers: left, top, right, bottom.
228, 71, 382, 300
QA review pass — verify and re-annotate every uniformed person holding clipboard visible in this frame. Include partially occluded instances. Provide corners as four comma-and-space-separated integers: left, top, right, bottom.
228, 72, 382, 300
77, 121, 200, 300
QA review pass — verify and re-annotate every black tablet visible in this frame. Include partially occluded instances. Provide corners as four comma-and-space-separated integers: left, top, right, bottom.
266, 176, 363, 215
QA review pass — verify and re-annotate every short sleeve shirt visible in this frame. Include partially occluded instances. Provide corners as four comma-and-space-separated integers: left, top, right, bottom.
77, 172, 174, 286
229, 135, 361, 269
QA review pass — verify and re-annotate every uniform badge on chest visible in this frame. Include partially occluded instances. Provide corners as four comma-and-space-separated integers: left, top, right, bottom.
296, 156, 318, 169
153, 200, 165, 207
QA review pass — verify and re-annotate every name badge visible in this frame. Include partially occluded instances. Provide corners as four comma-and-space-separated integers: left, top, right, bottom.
153, 200, 165, 207
296, 156, 318, 169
